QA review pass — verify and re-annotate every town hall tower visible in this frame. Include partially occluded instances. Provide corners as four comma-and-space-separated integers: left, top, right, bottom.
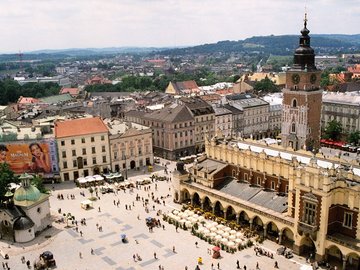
281, 14, 322, 151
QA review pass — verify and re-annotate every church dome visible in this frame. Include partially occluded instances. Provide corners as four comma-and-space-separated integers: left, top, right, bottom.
13, 185, 41, 202
295, 46, 314, 55
14, 216, 34, 230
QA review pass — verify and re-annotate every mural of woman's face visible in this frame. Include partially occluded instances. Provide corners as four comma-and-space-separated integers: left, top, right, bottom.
0, 150, 6, 162
30, 144, 42, 157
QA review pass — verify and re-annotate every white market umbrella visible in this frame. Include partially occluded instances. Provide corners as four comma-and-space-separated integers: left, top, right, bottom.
94, 175, 104, 181
221, 238, 229, 244
229, 235, 236, 241
228, 241, 236, 247
222, 232, 230, 238
203, 229, 210, 236
230, 230, 237, 235
193, 214, 199, 219
184, 210, 191, 214
217, 224, 225, 230
185, 221, 192, 228
217, 230, 225, 236
236, 232, 243, 238
210, 227, 218, 232
224, 227, 231, 232
209, 232, 217, 238
198, 216, 205, 222
235, 239, 242, 244
215, 235, 222, 241
206, 223, 214, 229
78, 177, 87, 184
173, 210, 179, 215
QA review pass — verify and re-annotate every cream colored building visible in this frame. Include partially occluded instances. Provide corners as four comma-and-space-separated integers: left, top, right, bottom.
55, 117, 111, 181
106, 119, 153, 174
173, 137, 360, 269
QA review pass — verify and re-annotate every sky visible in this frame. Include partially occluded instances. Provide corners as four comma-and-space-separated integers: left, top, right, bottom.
0, 0, 359, 53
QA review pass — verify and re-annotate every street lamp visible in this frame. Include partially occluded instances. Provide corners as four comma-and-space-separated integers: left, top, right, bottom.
124, 155, 128, 180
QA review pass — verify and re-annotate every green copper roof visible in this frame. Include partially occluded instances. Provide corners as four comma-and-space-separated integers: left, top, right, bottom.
13, 185, 41, 202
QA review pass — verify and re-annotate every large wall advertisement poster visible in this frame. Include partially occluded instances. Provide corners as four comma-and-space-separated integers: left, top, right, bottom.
0, 139, 59, 175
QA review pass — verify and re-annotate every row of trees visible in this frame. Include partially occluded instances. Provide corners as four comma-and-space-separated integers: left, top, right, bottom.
0, 79, 61, 105
323, 120, 360, 145
85, 69, 237, 93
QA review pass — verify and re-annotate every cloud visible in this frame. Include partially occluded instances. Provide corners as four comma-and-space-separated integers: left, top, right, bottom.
0, 0, 358, 52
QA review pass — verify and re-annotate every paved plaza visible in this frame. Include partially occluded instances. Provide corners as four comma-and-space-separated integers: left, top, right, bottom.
1, 159, 313, 270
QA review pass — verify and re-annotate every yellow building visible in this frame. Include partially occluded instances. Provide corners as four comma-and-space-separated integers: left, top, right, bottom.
55, 117, 111, 181
173, 137, 360, 269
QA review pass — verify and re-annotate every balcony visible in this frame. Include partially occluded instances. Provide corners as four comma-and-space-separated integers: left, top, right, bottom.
298, 221, 318, 235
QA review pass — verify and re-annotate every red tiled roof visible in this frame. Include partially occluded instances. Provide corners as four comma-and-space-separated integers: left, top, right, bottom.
17, 97, 40, 104
55, 117, 109, 138
60, 88, 79, 96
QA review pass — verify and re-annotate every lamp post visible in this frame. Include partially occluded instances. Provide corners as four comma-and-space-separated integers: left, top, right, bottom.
124, 155, 128, 180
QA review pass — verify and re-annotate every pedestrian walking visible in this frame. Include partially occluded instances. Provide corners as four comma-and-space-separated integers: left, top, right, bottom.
91, 248, 94, 255
172, 246, 176, 253
133, 254, 136, 262
154, 252, 157, 259
256, 262, 259, 269
80, 231, 83, 237
195, 241, 198, 248
79, 252, 82, 259
98, 206, 101, 212
217, 262, 220, 269
237, 260, 240, 269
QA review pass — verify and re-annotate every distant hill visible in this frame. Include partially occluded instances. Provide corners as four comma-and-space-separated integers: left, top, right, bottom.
158, 34, 360, 56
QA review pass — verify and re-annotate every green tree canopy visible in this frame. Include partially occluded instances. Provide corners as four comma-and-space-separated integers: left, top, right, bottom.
323, 120, 343, 141
253, 77, 279, 93
0, 163, 19, 199
347, 131, 360, 145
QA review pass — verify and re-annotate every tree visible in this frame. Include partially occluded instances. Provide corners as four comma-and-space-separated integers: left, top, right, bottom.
323, 120, 343, 141
31, 175, 49, 194
254, 77, 279, 93
0, 163, 19, 199
347, 131, 360, 145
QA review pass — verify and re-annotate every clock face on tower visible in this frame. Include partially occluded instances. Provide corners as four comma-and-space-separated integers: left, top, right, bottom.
310, 74, 317, 84
292, 73, 300, 84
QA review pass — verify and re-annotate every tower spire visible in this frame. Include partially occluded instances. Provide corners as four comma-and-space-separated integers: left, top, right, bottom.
304, 12, 307, 29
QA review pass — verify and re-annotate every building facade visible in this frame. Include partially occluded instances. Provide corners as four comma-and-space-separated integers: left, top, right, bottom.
174, 137, 360, 269
225, 93, 269, 139
213, 105, 233, 138
107, 120, 153, 174
55, 117, 111, 181
281, 16, 322, 151
321, 92, 360, 135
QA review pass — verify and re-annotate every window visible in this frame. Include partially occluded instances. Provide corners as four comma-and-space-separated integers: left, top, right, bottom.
77, 157, 83, 169
83, 158, 87, 166
91, 137, 95, 142
271, 181, 275, 190
291, 123, 296, 133
72, 149, 76, 157
81, 138, 85, 143
61, 141, 65, 146
256, 177, 261, 186
72, 160, 77, 168
92, 147, 96, 154
102, 156, 107, 163
102, 145, 106, 152
83, 169, 89, 177
343, 212, 353, 228
71, 139, 75, 145
101, 135, 105, 141
82, 148, 86, 155
63, 173, 69, 181
73, 171, 79, 180
303, 202, 316, 225
62, 151, 66, 158
285, 185, 289, 193
244, 173, 248, 181
92, 157, 97, 164
138, 147, 142, 155
130, 149, 134, 156
175, 133, 177, 138
63, 161, 68, 169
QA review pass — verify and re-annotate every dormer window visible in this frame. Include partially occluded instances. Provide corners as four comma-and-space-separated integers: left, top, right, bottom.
291, 123, 296, 133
